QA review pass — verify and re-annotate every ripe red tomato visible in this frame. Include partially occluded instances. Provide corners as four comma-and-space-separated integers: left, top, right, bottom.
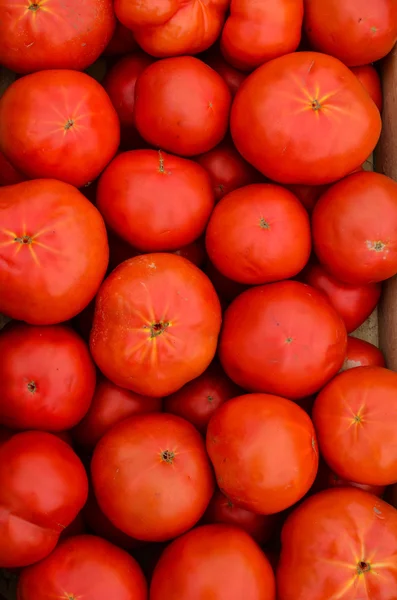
0, 70, 119, 187
302, 263, 381, 333
203, 52, 247, 97
304, 0, 397, 67
0, 432, 88, 568
150, 524, 276, 600
219, 281, 347, 399
205, 260, 248, 304
163, 362, 240, 433
92, 413, 214, 542
0, 151, 25, 186
134, 57, 231, 156
231, 52, 381, 184
103, 21, 138, 56
351, 64, 383, 112
207, 394, 318, 514
313, 366, 397, 486
17, 535, 147, 600
313, 171, 397, 284
206, 183, 311, 284
312, 458, 386, 498
90, 253, 221, 397
73, 376, 162, 450
277, 488, 397, 599
285, 183, 329, 213
0, 179, 108, 325
0, 324, 96, 432
221, 0, 303, 71
97, 150, 214, 251
341, 336, 386, 371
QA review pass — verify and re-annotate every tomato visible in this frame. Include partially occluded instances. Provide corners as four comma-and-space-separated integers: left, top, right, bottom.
134, 56, 231, 156
219, 281, 347, 399
163, 362, 240, 433
172, 240, 206, 268
0, 70, 119, 188
151, 524, 276, 600
204, 260, 248, 304
285, 183, 329, 213
313, 171, 397, 284
221, 0, 303, 72
114, 0, 229, 58
304, 0, 397, 67
103, 21, 138, 56
97, 150, 214, 251
90, 253, 221, 397
231, 52, 381, 185
203, 51, 247, 97
302, 262, 381, 333
206, 183, 311, 284
0, 151, 25, 186
277, 488, 397, 599
312, 458, 386, 497
0, 179, 108, 325
351, 64, 383, 112
17, 535, 147, 600
0, 432, 88, 568
92, 413, 214, 542
341, 336, 386, 371
73, 376, 161, 450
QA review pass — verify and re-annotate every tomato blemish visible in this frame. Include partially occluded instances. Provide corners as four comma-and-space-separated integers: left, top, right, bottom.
366, 240, 386, 252
285, 337, 294, 344
311, 98, 322, 111
14, 234, 33, 245
147, 321, 170, 338
207, 395, 214, 404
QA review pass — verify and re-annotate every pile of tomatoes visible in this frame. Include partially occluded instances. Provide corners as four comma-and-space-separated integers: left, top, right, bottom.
1, 0, 397, 599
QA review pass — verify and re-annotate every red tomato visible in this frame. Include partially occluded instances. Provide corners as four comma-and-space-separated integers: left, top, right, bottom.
163, 362, 240, 433
207, 394, 318, 514
0, 151, 25, 186
17, 535, 147, 600
203, 51, 247, 97
277, 488, 397, 599
221, 0, 303, 71
90, 253, 222, 397
0, 432, 88, 568
304, 0, 397, 67
134, 57, 231, 156
231, 52, 381, 184
285, 183, 329, 213
302, 262, 381, 333
205, 260, 248, 304
341, 336, 386, 371
219, 281, 347, 399
313, 366, 397, 486
351, 64, 383, 112
73, 376, 162, 450
150, 524, 276, 600
103, 21, 138, 56
312, 458, 386, 498
0, 180, 108, 325
97, 150, 214, 251
92, 413, 214, 542
206, 183, 311, 284
313, 171, 397, 284
0, 70, 119, 187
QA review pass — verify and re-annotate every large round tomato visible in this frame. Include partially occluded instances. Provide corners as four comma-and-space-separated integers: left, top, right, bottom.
277, 488, 397, 599
219, 281, 347, 399
96, 150, 214, 251
351, 64, 383, 112
313, 366, 397, 486
341, 336, 386, 371
0, 179, 108, 325
313, 171, 397, 284
150, 524, 276, 600
0, 70, 119, 187
203, 52, 247, 97
207, 394, 318, 514
304, 0, 397, 67
0, 151, 25, 186
231, 52, 381, 184
0, 432, 88, 568
90, 253, 221, 397
17, 535, 147, 600
134, 57, 231, 156
206, 183, 311, 284
0, 324, 96, 431
91, 413, 214, 542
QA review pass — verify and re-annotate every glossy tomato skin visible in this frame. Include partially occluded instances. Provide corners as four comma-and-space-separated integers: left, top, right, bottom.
203, 52, 247, 97
17, 535, 147, 600
231, 52, 381, 185
277, 488, 397, 599
341, 336, 386, 371
351, 65, 383, 112
0, 70, 120, 187
0, 151, 25, 186
0, 180, 109, 325
313, 172, 397, 284
91, 413, 214, 542
134, 57, 231, 156
90, 253, 222, 397
219, 281, 347, 399
206, 184, 311, 284
0, 432, 88, 568
150, 524, 276, 600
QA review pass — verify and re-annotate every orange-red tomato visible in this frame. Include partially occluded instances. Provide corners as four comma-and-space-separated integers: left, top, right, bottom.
203, 52, 247, 97
0, 151, 25, 186
231, 52, 381, 184
351, 64, 383, 112
341, 336, 386, 371
207, 394, 318, 514
0, 180, 108, 325
92, 413, 214, 542
277, 488, 397, 599
103, 21, 138, 56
